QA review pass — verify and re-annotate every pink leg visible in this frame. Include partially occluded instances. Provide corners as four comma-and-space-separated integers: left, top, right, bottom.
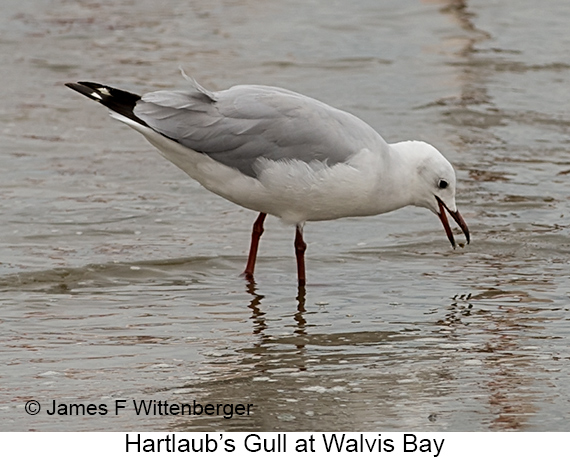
243, 212, 266, 281
294, 225, 307, 286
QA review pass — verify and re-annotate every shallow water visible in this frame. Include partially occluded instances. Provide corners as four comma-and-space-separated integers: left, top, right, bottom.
1, 0, 570, 431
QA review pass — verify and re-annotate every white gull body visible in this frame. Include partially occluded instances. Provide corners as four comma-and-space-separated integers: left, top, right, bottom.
66, 74, 469, 285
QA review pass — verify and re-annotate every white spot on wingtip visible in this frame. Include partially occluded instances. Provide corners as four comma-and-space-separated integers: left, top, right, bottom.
91, 91, 103, 100
99, 87, 111, 96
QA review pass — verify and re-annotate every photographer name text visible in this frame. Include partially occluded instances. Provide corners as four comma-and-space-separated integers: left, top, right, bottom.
28, 399, 252, 419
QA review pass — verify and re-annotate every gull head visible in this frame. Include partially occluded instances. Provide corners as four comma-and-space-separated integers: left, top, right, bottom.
394, 141, 470, 248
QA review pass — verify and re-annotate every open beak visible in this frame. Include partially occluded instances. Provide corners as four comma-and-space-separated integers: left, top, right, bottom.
435, 196, 470, 249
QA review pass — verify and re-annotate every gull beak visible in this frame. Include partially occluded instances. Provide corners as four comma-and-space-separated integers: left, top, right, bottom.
435, 196, 470, 249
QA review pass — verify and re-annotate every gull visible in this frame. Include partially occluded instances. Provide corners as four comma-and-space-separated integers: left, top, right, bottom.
66, 72, 469, 286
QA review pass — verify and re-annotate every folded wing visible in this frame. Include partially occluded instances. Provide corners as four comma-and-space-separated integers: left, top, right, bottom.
134, 82, 387, 178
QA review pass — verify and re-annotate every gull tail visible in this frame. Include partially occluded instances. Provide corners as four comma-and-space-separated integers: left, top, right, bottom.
65, 81, 146, 126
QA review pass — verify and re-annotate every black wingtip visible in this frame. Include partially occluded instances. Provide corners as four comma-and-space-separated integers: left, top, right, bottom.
66, 81, 146, 126
65, 82, 103, 102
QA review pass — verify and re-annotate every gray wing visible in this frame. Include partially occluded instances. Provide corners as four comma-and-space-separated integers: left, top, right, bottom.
134, 80, 386, 178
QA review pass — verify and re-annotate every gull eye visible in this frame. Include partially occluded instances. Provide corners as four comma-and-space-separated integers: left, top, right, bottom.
438, 179, 448, 189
